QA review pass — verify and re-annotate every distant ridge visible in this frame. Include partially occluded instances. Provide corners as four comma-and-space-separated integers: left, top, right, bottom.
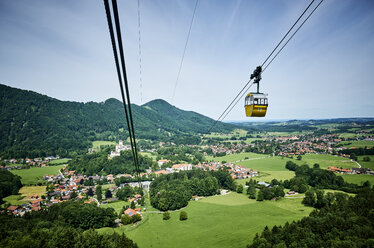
0, 84, 238, 158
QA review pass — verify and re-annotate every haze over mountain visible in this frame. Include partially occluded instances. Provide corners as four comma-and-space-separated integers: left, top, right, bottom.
0, 84, 237, 158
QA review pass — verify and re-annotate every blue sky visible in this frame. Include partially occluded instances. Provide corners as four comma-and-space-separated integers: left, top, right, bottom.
1, 0, 373, 121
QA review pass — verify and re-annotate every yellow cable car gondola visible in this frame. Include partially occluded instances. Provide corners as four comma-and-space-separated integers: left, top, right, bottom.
244, 66, 268, 117
245, 93, 268, 117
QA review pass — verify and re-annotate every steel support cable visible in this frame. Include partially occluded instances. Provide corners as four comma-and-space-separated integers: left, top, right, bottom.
207, 0, 321, 132
104, 0, 142, 186
111, 0, 142, 182
221, 0, 324, 124
171, 0, 199, 103
263, 0, 324, 72
137, 0, 143, 103
261, 0, 315, 67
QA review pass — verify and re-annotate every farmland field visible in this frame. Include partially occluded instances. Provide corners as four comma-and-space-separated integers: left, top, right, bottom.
297, 154, 357, 169
205, 152, 267, 163
2, 186, 46, 206
11, 165, 64, 185
48, 158, 71, 165
339, 140, 374, 148
98, 192, 312, 248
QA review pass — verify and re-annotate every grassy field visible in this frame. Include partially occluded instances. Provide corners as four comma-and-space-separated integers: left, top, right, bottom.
98, 192, 312, 248
92, 140, 116, 149
231, 156, 296, 184
205, 152, 267, 163
358, 155, 374, 170
101, 200, 128, 214
236, 156, 290, 171
140, 152, 157, 160
339, 140, 374, 148
341, 174, 374, 186
11, 165, 64, 185
48, 158, 71, 165
2, 186, 46, 206
102, 184, 116, 190
297, 154, 356, 169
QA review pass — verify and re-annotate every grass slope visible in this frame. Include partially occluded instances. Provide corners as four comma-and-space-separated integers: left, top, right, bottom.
358, 155, 374, 170
11, 165, 64, 185
98, 192, 311, 248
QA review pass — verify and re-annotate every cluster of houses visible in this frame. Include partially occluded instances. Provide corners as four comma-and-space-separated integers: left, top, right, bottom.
327, 166, 374, 175
151, 160, 258, 180
6, 195, 44, 216
1, 156, 61, 171
275, 134, 343, 156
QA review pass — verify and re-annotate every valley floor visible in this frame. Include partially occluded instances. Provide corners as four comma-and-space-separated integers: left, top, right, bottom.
98, 192, 312, 248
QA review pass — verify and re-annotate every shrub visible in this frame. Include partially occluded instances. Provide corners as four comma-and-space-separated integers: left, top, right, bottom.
163, 211, 170, 220
179, 211, 188, 221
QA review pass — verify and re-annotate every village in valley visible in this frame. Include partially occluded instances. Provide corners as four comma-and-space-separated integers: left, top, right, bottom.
2, 120, 374, 220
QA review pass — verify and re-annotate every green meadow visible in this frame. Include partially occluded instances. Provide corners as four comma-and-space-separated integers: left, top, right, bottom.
205, 152, 267, 163
98, 192, 312, 248
92, 140, 116, 149
48, 158, 71, 165
297, 154, 356, 169
140, 152, 157, 160
339, 140, 374, 148
233, 156, 295, 183
2, 186, 47, 206
11, 165, 64, 185
341, 174, 374, 186
101, 200, 128, 214
358, 155, 374, 170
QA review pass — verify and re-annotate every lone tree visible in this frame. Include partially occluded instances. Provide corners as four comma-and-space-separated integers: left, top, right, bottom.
179, 211, 188, 221
163, 211, 171, 220
237, 184, 243, 193
363, 156, 371, 162
96, 185, 102, 203
297, 155, 302, 160
105, 189, 112, 199
87, 188, 94, 197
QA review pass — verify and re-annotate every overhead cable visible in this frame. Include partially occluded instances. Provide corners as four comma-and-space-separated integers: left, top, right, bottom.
104, 0, 142, 187
171, 0, 199, 103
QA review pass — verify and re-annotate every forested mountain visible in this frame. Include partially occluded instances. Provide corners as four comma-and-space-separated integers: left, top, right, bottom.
0, 84, 237, 158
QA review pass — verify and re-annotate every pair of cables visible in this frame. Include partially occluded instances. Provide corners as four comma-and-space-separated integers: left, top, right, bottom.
104, 0, 142, 187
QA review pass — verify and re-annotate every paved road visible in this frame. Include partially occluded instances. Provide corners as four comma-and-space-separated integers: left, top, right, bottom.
352, 159, 362, 168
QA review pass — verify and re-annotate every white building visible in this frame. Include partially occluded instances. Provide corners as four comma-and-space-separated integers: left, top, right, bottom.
109, 140, 131, 158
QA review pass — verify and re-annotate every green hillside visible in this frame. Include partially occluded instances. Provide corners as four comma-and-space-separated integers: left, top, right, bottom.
0, 84, 237, 158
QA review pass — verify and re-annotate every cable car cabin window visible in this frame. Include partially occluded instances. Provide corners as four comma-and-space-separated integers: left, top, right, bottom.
254, 99, 258, 104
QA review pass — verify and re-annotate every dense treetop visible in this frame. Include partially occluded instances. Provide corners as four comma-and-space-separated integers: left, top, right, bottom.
0, 201, 137, 248
68, 149, 155, 176
150, 169, 235, 211
0, 170, 22, 204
